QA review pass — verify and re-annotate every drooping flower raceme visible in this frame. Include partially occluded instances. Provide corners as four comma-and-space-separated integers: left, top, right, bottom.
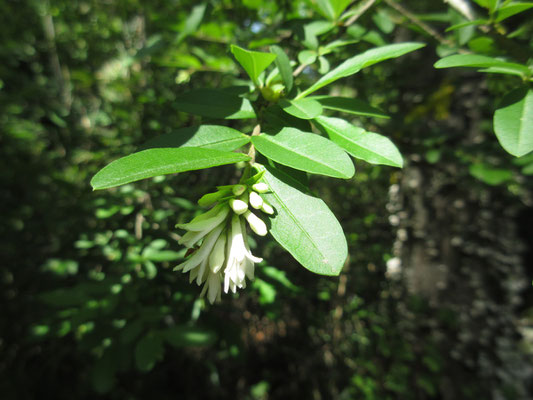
174, 177, 274, 304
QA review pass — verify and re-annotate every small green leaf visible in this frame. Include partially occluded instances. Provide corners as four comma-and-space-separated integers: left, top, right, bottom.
175, 89, 256, 119
495, 3, 533, 22
318, 56, 330, 74
135, 333, 164, 372
313, 0, 352, 20
263, 104, 312, 133
270, 45, 293, 92
176, 3, 206, 44
310, 95, 389, 118
163, 326, 216, 347
315, 116, 403, 167
258, 164, 348, 276
297, 42, 425, 98
469, 163, 512, 185
298, 50, 317, 65
140, 125, 250, 152
252, 127, 354, 178
445, 19, 489, 32
434, 54, 529, 77
91, 148, 251, 190
494, 86, 533, 157
279, 98, 323, 119
230, 44, 277, 84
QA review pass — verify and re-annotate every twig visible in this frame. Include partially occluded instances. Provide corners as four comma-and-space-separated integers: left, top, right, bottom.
383, 0, 456, 48
343, 0, 378, 26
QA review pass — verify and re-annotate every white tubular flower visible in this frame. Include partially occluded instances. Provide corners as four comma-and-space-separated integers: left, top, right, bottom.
177, 204, 229, 248
260, 200, 274, 215
224, 214, 262, 294
249, 191, 263, 209
229, 198, 248, 215
252, 182, 269, 193
208, 232, 226, 273
243, 210, 267, 236
174, 224, 224, 275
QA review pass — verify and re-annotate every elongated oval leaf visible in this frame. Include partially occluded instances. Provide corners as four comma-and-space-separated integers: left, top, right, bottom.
175, 89, 256, 119
140, 125, 250, 152
494, 86, 533, 157
315, 116, 403, 167
230, 45, 277, 83
434, 54, 529, 76
495, 3, 533, 22
270, 45, 293, 92
279, 98, 323, 119
252, 128, 354, 178
91, 148, 251, 190
297, 42, 425, 99
258, 164, 347, 276
135, 333, 164, 372
310, 95, 389, 118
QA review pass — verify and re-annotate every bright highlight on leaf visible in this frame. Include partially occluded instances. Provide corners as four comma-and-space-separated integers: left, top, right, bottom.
314, 116, 403, 167
230, 45, 277, 84
90, 148, 251, 190
434, 54, 530, 78
297, 42, 425, 99
258, 164, 348, 276
252, 128, 355, 179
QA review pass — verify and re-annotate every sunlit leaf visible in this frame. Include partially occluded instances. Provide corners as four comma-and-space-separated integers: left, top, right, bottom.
230, 44, 277, 83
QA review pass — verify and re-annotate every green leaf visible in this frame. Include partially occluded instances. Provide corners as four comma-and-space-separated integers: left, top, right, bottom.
494, 86, 533, 157
163, 326, 216, 347
314, 116, 403, 167
469, 163, 512, 185
270, 45, 293, 92
175, 89, 256, 119
176, 3, 206, 44
310, 95, 389, 118
279, 98, 323, 119
91, 148, 251, 190
297, 42, 425, 99
434, 54, 530, 77
135, 333, 164, 372
445, 19, 489, 32
252, 127, 354, 178
298, 50, 317, 65
140, 125, 250, 152
313, 0, 352, 20
230, 44, 277, 84
258, 164, 348, 276
495, 3, 533, 22
263, 104, 312, 133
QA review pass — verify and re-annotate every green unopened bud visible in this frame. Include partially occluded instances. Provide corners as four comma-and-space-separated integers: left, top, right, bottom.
198, 189, 229, 207
249, 191, 263, 209
260, 200, 274, 215
244, 210, 267, 236
208, 232, 226, 273
230, 198, 248, 215
252, 182, 269, 193
232, 184, 246, 196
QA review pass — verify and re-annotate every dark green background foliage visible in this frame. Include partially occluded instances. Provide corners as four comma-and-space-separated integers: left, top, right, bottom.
1, 0, 532, 399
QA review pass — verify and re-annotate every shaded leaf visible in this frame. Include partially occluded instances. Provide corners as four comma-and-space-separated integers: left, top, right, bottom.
135, 333, 164, 372
494, 86, 533, 157
140, 125, 250, 152
175, 89, 256, 119
270, 45, 293, 92
434, 54, 529, 77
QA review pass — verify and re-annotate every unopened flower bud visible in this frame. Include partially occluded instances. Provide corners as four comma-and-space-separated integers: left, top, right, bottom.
230, 198, 248, 215
249, 191, 263, 209
232, 184, 246, 196
260, 200, 274, 215
244, 210, 267, 236
252, 182, 269, 193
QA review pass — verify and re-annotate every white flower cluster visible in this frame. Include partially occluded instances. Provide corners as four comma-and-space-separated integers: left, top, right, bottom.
174, 179, 273, 304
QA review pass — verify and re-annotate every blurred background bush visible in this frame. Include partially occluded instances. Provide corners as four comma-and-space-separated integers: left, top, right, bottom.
1, 0, 532, 399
